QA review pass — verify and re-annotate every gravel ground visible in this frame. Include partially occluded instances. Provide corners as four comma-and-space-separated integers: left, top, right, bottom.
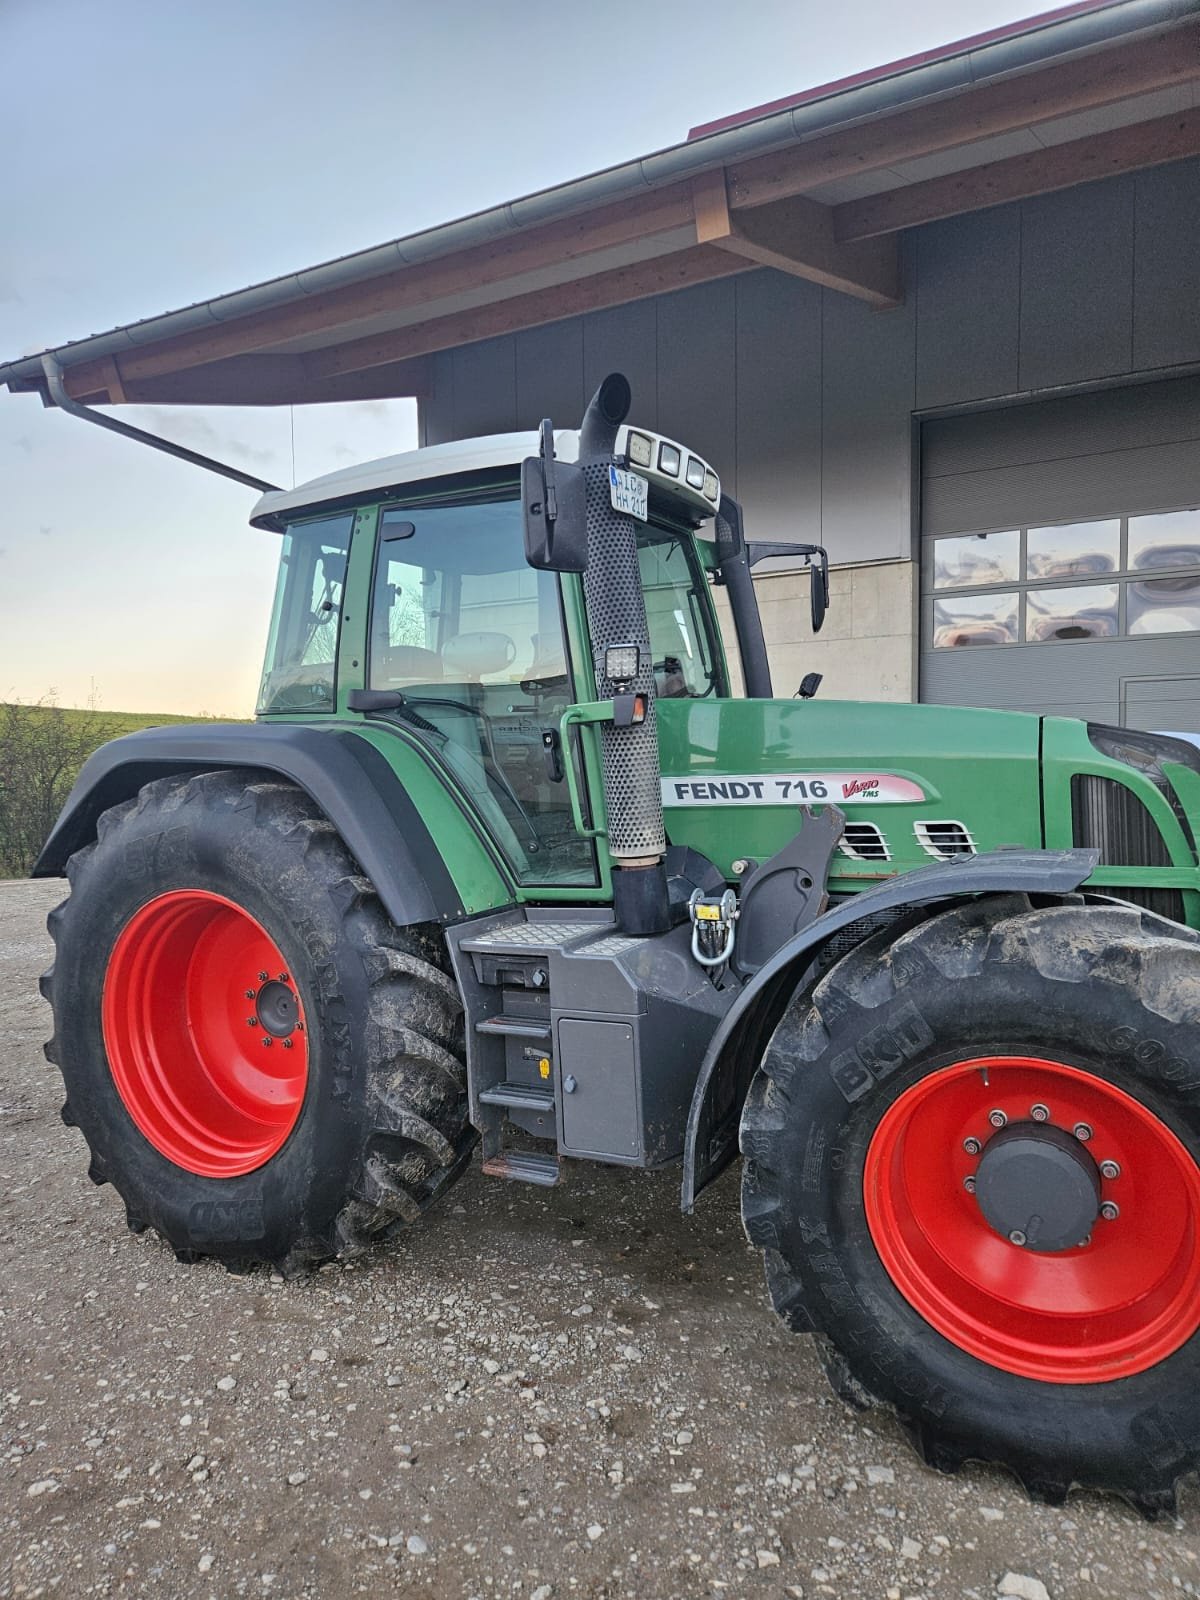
3, 877, 1200, 1600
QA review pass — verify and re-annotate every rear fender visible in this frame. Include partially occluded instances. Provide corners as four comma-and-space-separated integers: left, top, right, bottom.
34, 723, 482, 928
681, 848, 1099, 1211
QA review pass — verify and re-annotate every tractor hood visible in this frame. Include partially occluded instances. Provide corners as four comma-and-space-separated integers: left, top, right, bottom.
655, 697, 1044, 888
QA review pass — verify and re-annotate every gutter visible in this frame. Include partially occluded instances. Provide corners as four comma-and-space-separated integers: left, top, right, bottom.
2, 0, 1195, 396
40, 354, 281, 492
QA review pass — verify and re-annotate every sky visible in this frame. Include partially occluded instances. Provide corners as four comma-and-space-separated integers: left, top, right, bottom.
1, 0, 1041, 717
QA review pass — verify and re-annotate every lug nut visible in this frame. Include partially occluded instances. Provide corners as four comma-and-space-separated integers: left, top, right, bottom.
279, 973, 289, 983
1100, 1160, 1121, 1180
246, 1017, 258, 1027
988, 1109, 1007, 1128
245, 988, 256, 999
1100, 1201, 1120, 1221
258, 971, 269, 982
1073, 1122, 1093, 1142
963, 1137, 981, 1156
1030, 1103, 1050, 1122
262, 1036, 273, 1048
282, 1038, 293, 1050
1009, 1229, 1027, 1246
963, 1175, 977, 1193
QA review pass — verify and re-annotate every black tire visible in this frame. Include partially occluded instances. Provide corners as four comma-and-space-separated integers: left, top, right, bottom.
740, 892, 1200, 1516
41, 770, 476, 1273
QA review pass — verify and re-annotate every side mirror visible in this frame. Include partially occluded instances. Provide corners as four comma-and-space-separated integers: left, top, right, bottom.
745, 539, 831, 634
521, 419, 588, 573
809, 548, 830, 635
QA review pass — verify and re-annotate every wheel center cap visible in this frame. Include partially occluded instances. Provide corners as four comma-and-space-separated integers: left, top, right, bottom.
974, 1120, 1101, 1252
255, 979, 298, 1039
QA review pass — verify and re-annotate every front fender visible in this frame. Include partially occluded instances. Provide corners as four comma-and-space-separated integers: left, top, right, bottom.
34, 722, 478, 928
680, 848, 1099, 1211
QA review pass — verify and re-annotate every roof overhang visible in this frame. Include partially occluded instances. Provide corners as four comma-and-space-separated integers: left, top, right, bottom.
4, 0, 1199, 411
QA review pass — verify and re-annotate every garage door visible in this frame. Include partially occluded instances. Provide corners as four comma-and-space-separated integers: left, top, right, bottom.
920, 376, 1200, 732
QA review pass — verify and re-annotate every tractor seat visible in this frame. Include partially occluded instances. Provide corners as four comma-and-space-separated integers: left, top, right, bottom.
378, 644, 444, 686
441, 632, 516, 681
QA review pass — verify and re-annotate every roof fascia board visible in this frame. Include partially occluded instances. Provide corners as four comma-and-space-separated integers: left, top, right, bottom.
2, 0, 1194, 398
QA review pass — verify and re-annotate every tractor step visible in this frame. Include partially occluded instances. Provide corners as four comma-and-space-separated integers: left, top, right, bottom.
481, 1150, 560, 1186
476, 1015, 552, 1040
479, 1083, 555, 1113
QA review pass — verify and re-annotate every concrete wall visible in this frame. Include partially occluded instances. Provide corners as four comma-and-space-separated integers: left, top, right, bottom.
419, 158, 1200, 702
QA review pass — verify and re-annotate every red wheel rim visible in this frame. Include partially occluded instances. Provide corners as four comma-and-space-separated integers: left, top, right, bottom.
864, 1056, 1200, 1383
102, 890, 309, 1177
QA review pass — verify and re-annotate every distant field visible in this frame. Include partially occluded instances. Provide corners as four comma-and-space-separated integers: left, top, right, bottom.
56, 707, 235, 734
0, 704, 247, 878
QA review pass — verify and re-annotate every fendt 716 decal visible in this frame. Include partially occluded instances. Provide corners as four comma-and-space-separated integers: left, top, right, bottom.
662, 773, 927, 806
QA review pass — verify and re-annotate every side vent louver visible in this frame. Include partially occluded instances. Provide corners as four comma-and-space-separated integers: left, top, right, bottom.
838, 822, 891, 862
914, 820, 976, 860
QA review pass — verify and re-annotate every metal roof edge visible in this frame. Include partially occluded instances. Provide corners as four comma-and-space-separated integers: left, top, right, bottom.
2, 0, 1194, 395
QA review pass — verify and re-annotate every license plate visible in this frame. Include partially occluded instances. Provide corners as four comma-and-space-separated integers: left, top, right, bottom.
609, 465, 648, 522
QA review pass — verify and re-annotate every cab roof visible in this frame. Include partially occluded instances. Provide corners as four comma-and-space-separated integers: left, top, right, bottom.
249, 425, 720, 529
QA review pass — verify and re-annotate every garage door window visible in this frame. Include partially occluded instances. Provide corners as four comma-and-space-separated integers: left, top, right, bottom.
930, 509, 1200, 649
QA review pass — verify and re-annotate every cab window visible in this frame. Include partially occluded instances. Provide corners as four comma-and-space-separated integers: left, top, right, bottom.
368, 494, 594, 887
258, 514, 352, 715
637, 525, 724, 698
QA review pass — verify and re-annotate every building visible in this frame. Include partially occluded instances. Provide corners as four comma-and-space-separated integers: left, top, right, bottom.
5, 0, 1200, 727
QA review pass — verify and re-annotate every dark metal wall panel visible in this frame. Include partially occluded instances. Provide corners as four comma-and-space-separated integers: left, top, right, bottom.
582, 299, 660, 432
734, 270, 822, 542
1018, 177, 1136, 392
450, 335, 518, 440
821, 240, 917, 564
654, 278, 739, 490
915, 207, 1021, 410
515, 320, 586, 433
1133, 161, 1200, 373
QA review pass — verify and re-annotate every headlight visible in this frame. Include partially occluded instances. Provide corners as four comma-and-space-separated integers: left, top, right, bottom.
1087, 724, 1200, 782
627, 431, 653, 469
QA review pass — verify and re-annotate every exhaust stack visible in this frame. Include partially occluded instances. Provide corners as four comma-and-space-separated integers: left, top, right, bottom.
577, 375, 670, 935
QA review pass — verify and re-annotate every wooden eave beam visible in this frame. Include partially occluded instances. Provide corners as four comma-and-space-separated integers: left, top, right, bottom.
726, 21, 1200, 210
60, 185, 697, 400
834, 105, 1200, 240
303, 246, 754, 380
53, 19, 1198, 401
692, 170, 901, 307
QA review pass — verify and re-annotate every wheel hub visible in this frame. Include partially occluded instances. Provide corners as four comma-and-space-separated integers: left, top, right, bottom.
254, 978, 299, 1039
974, 1120, 1101, 1252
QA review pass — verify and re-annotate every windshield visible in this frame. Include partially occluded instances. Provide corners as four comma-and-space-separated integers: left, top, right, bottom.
369, 493, 595, 887
258, 514, 353, 715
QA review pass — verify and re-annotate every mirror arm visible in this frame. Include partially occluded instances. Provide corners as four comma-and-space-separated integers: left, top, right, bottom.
746, 540, 824, 568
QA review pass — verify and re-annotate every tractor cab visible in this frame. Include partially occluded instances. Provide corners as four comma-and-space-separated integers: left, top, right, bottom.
250, 419, 751, 893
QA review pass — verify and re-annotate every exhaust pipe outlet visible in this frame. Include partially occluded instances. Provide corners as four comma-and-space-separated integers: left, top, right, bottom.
577, 374, 669, 936
578, 372, 632, 462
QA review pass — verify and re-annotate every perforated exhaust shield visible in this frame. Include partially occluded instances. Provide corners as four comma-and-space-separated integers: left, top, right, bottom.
580, 460, 667, 861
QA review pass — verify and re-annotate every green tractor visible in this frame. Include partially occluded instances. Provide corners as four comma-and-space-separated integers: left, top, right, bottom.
35, 374, 1200, 1515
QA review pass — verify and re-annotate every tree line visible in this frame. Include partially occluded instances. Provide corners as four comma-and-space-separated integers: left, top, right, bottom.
0, 701, 117, 878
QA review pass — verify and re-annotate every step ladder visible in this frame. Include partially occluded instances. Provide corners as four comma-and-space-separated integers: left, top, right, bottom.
454, 914, 612, 1187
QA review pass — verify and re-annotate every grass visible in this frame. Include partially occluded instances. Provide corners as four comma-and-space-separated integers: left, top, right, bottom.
54, 706, 237, 733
